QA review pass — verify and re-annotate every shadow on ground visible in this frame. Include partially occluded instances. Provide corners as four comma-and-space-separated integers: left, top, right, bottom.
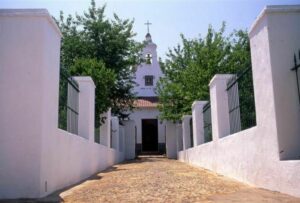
0, 156, 155, 203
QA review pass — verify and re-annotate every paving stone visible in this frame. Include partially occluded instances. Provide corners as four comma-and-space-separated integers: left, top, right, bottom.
50, 156, 300, 203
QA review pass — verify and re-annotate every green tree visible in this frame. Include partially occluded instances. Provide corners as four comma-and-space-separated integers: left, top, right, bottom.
56, 0, 142, 121
157, 23, 251, 121
69, 59, 116, 124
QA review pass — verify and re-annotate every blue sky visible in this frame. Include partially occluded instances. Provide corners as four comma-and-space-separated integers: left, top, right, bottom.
1, 0, 299, 58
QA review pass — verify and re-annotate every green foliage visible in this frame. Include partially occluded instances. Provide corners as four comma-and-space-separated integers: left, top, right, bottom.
56, 0, 142, 120
69, 58, 116, 127
158, 23, 251, 121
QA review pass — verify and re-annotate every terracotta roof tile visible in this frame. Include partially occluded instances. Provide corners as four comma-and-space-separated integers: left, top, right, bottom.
134, 97, 158, 108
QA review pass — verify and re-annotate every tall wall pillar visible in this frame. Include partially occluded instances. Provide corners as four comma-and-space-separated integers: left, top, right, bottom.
73, 77, 95, 142
119, 126, 125, 152
0, 9, 62, 198
111, 116, 120, 150
192, 101, 207, 145
176, 123, 183, 152
209, 74, 233, 140
249, 5, 300, 160
118, 126, 125, 162
122, 120, 135, 160
182, 115, 192, 150
100, 108, 112, 147
165, 121, 177, 159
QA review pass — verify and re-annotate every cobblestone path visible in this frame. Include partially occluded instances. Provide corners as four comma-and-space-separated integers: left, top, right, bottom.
54, 156, 299, 203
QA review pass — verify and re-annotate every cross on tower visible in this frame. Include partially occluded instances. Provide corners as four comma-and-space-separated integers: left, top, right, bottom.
145, 20, 152, 33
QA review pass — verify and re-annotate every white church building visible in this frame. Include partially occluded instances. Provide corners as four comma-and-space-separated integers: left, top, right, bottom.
130, 31, 166, 155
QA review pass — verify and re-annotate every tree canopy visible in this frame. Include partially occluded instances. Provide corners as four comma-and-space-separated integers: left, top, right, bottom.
56, 0, 142, 125
157, 23, 251, 121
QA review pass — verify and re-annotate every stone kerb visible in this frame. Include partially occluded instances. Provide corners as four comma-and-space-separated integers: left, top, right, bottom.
192, 101, 208, 145
182, 115, 192, 150
209, 74, 234, 140
73, 77, 96, 142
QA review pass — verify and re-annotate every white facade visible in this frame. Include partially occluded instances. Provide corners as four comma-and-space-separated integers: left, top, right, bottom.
130, 33, 166, 153
130, 108, 166, 153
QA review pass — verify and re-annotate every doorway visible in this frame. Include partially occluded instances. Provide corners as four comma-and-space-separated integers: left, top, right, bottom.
142, 119, 158, 152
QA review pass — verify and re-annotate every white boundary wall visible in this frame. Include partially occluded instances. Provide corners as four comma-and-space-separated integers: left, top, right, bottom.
122, 120, 136, 160
192, 101, 207, 145
100, 108, 112, 147
182, 115, 192, 150
178, 6, 300, 198
111, 116, 120, 150
0, 9, 124, 199
166, 121, 177, 159
176, 123, 183, 152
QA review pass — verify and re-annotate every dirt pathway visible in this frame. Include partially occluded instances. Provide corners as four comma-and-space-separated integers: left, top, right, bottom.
48, 156, 300, 202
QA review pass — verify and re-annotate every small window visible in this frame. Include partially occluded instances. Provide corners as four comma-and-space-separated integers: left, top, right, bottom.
145, 75, 154, 86
145, 53, 152, 64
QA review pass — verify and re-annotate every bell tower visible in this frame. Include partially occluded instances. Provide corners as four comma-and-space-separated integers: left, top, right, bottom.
133, 22, 163, 97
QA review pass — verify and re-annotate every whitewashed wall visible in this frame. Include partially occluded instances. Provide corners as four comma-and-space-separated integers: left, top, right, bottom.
178, 6, 300, 198
111, 116, 120, 150
100, 108, 112, 147
129, 108, 166, 146
118, 126, 126, 162
165, 121, 177, 159
39, 129, 122, 198
263, 6, 300, 160
176, 123, 183, 152
182, 115, 192, 150
0, 9, 124, 199
122, 120, 136, 160
192, 101, 207, 145
74, 77, 96, 141
133, 34, 164, 97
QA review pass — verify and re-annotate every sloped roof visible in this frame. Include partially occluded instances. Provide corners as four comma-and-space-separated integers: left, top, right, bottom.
134, 97, 158, 108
